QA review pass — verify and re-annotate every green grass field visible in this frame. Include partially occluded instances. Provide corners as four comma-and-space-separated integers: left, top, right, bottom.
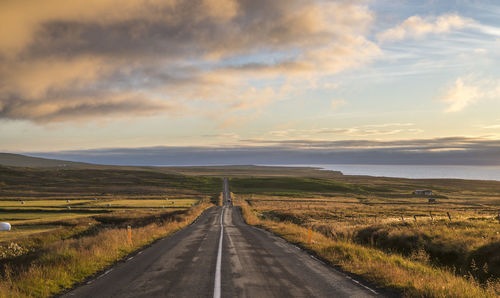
0, 197, 202, 241
229, 177, 361, 195
0, 164, 220, 250
0, 225, 63, 242
90, 199, 199, 208
0, 211, 101, 224
0, 200, 94, 207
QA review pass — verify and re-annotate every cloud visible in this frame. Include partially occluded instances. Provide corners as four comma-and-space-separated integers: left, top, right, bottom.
265, 123, 422, 139
438, 77, 500, 112
0, 92, 174, 123
0, 56, 111, 100
0, 0, 242, 58
482, 124, 500, 129
473, 48, 487, 54
237, 136, 500, 151
0, 0, 378, 124
201, 132, 240, 139
377, 13, 475, 42
330, 98, 346, 110
439, 78, 481, 112
363, 123, 414, 128
27, 137, 500, 166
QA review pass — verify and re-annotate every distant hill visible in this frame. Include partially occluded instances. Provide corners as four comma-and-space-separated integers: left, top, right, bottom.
0, 153, 343, 178
0, 153, 88, 168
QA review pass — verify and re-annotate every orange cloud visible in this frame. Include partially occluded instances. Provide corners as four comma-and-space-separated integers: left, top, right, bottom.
0, 0, 378, 124
0, 92, 174, 123
438, 77, 500, 113
377, 13, 474, 42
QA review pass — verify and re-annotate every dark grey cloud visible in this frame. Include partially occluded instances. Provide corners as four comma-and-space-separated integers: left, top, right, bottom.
27, 137, 500, 166
0, 91, 173, 123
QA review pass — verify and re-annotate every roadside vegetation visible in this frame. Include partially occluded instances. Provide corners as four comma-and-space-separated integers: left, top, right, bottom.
0, 165, 220, 297
0, 202, 213, 297
231, 176, 500, 297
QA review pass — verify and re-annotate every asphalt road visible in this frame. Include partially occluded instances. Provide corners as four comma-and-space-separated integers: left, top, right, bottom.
63, 178, 382, 298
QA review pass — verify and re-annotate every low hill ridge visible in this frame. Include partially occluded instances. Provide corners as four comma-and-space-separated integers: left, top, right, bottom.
0, 153, 86, 167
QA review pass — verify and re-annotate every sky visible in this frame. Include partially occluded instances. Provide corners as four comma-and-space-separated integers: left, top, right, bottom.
1, 0, 500, 165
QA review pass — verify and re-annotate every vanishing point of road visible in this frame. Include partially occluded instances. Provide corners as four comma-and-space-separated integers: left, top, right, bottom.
63, 178, 383, 298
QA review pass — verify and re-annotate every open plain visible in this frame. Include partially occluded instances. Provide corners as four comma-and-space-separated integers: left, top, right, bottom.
0, 157, 499, 297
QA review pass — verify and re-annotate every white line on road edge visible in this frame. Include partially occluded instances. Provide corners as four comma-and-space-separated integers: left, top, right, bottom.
97, 269, 113, 280
213, 207, 224, 298
247, 224, 379, 295
344, 275, 378, 295
103, 269, 113, 275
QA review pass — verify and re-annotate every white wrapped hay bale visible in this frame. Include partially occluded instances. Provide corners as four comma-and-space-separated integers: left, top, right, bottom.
0, 222, 11, 231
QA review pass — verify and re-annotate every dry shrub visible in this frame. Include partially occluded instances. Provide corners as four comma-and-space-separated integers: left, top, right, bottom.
239, 203, 499, 297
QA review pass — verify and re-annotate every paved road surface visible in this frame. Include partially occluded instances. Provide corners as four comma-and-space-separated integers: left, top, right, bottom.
63, 178, 382, 298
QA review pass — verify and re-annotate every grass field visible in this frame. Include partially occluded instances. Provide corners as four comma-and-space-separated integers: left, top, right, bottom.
231, 176, 500, 297
0, 196, 202, 241
0, 163, 221, 236
0, 164, 223, 297
89, 199, 199, 208
0, 200, 95, 207
0, 166, 221, 198
1, 161, 499, 297
0, 202, 214, 297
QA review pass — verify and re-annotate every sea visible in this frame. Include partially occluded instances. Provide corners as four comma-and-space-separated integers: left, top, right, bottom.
262, 164, 500, 181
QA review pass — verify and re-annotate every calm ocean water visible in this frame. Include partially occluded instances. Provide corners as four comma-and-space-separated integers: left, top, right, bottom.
265, 164, 500, 181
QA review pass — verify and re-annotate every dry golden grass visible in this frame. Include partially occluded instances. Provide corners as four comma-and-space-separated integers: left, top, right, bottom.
0, 202, 213, 297
234, 194, 500, 297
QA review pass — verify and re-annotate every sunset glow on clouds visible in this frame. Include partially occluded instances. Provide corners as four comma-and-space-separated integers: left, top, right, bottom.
1, 0, 499, 156
0, 0, 378, 123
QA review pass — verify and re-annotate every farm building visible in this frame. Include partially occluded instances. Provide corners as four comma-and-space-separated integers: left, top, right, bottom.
413, 189, 433, 196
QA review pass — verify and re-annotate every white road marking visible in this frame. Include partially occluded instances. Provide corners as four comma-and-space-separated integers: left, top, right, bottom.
96, 268, 114, 280
213, 206, 224, 298
103, 269, 113, 275
344, 275, 379, 294
245, 218, 379, 295
310, 255, 327, 265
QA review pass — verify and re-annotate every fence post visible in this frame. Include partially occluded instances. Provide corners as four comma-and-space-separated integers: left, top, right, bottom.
307, 226, 312, 244
401, 215, 405, 222
447, 212, 452, 222
127, 225, 132, 245
413, 215, 417, 223
429, 211, 434, 221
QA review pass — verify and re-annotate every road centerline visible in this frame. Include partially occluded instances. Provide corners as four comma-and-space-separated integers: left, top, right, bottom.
214, 206, 224, 298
